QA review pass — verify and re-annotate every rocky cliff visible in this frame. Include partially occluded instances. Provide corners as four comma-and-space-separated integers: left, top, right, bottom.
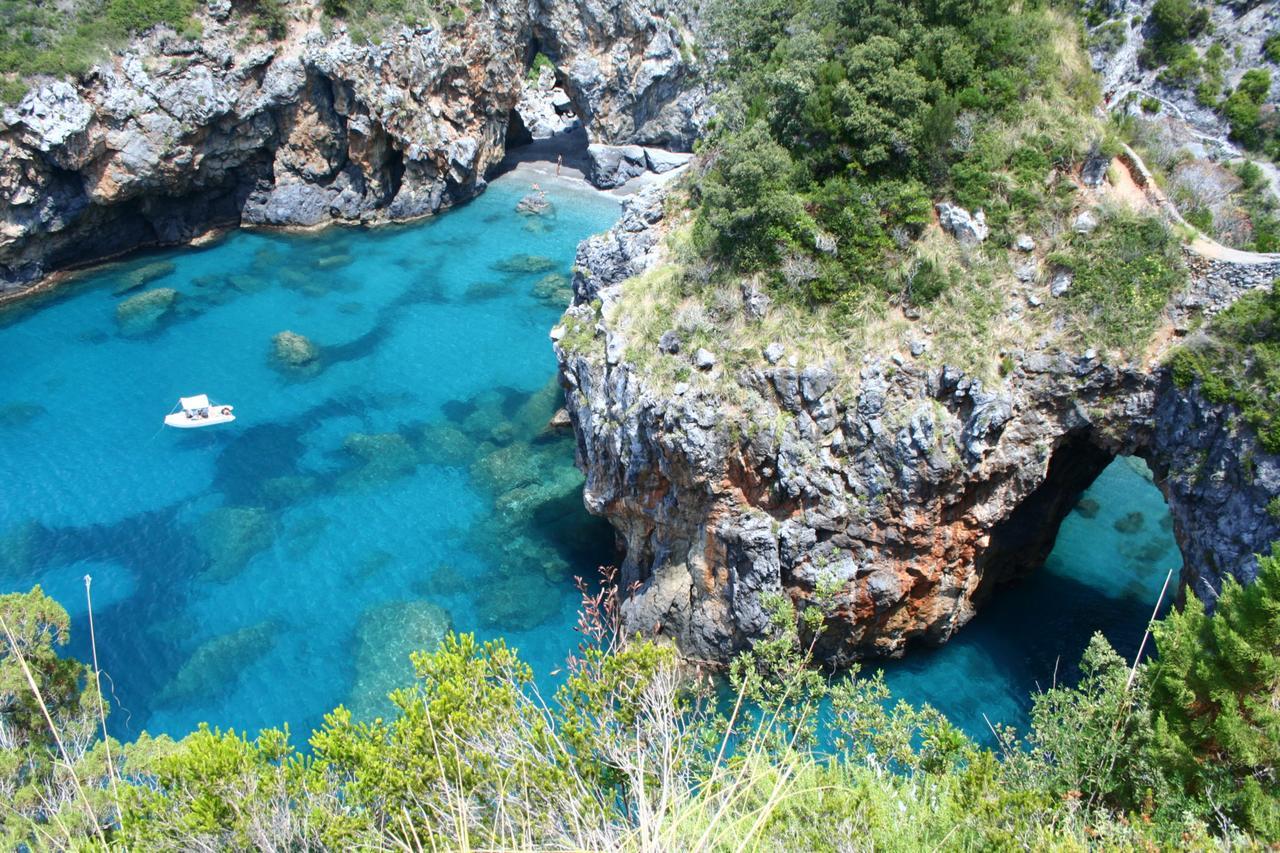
555, 180, 1280, 665
0, 0, 707, 294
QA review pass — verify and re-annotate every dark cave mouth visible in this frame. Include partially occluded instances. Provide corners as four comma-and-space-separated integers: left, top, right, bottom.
974, 435, 1180, 607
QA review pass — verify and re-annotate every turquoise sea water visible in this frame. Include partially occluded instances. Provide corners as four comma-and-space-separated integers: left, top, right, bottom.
0, 170, 1179, 744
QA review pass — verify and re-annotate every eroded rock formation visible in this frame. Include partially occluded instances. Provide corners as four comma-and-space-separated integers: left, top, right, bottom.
0, 0, 708, 293
554, 186, 1280, 666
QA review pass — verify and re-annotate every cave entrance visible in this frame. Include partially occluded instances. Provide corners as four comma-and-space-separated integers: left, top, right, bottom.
975, 432, 1114, 597
488, 40, 590, 182
973, 436, 1182, 612
876, 451, 1182, 743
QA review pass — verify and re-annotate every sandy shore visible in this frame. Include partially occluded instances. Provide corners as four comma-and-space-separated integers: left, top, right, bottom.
492, 127, 689, 198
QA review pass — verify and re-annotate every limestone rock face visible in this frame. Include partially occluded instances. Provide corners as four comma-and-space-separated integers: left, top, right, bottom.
936, 202, 988, 246
555, 185, 1280, 666
0, 0, 709, 293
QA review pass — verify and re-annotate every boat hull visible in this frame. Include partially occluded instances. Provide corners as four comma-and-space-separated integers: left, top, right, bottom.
164, 409, 235, 428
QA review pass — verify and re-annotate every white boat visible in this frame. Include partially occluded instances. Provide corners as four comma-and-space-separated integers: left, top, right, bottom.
164, 394, 236, 429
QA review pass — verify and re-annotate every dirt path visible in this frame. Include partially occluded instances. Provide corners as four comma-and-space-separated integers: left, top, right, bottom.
1114, 147, 1280, 264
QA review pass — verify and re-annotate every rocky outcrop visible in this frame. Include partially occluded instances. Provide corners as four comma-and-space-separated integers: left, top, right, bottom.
1150, 376, 1280, 604
0, 0, 709, 294
935, 202, 989, 246
555, 184, 1280, 666
1087, 0, 1278, 152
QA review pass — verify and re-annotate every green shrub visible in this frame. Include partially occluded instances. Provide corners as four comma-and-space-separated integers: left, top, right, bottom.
1141, 95, 1162, 114
1053, 211, 1186, 352
1266, 33, 1280, 64
1223, 70, 1276, 153
104, 0, 195, 34
1185, 205, 1213, 232
694, 122, 814, 274
526, 50, 554, 83
1148, 0, 1209, 59
6, 546, 1280, 847
1149, 544, 1280, 838
249, 0, 288, 39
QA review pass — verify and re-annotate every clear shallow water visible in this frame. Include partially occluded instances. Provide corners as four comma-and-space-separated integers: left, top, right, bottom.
0, 172, 1179, 744
0, 174, 621, 739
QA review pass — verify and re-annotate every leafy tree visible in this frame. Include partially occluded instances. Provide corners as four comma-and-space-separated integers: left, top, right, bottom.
695, 123, 814, 272
0, 587, 117, 847
1148, 545, 1280, 838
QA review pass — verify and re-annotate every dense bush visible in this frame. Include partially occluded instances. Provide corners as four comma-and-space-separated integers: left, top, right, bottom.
1144, 0, 1209, 65
4, 546, 1279, 847
1149, 544, 1280, 838
692, 0, 1100, 312
1169, 282, 1280, 452
1223, 69, 1279, 157
103, 0, 194, 34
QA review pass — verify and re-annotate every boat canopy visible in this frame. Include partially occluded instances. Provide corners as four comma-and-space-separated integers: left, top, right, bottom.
180, 394, 210, 411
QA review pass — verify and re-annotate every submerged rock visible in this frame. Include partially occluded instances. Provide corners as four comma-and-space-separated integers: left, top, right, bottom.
257, 474, 319, 506
1074, 497, 1101, 519
1113, 511, 1146, 535
354, 549, 395, 580
531, 272, 572, 305
157, 621, 278, 707
0, 402, 47, 429
493, 254, 557, 275
0, 521, 38, 576
112, 260, 176, 295
463, 280, 508, 302
196, 505, 274, 581
115, 288, 178, 336
418, 423, 473, 468
270, 330, 321, 373
414, 563, 468, 596
348, 600, 451, 720
314, 253, 354, 270
340, 432, 420, 487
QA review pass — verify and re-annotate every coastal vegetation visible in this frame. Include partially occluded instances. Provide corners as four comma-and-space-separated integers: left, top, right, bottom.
0, 0, 200, 102
1169, 281, 1280, 453
2, 543, 1278, 847
694, 0, 1105, 309
591, 0, 1188, 395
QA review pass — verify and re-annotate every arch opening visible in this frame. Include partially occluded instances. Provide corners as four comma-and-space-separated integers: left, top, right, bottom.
876, 449, 1183, 742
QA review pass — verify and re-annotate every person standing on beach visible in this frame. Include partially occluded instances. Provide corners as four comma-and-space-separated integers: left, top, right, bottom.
556, 154, 563, 176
